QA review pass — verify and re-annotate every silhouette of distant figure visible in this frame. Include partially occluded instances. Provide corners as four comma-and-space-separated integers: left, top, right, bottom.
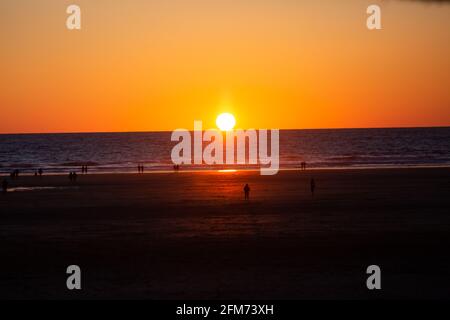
38, 168, 43, 177
310, 178, 316, 197
141, 165, 144, 173
2, 179, 8, 193
34, 170, 38, 176
300, 162, 307, 171
10, 170, 19, 179
81, 166, 85, 174
69, 172, 78, 182
173, 164, 180, 172
244, 184, 250, 200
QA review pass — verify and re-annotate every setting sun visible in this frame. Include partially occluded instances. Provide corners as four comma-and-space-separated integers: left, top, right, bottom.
216, 113, 236, 131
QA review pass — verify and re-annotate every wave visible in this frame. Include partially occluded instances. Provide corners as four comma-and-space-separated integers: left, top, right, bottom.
6, 163, 36, 168
58, 161, 100, 167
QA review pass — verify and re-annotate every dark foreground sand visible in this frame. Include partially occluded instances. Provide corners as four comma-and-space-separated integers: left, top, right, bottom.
1, 168, 450, 299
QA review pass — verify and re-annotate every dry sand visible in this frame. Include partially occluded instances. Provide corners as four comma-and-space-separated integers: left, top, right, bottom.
1, 168, 450, 299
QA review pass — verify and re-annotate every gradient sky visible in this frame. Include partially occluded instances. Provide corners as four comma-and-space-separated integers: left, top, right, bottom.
1, 0, 449, 133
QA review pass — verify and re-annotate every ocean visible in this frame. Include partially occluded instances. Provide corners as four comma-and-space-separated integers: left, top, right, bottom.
0, 127, 449, 174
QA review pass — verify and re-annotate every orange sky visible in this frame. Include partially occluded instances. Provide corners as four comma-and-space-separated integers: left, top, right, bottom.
1, 0, 449, 133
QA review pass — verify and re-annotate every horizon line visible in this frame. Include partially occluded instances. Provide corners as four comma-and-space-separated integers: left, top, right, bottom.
1, 125, 450, 135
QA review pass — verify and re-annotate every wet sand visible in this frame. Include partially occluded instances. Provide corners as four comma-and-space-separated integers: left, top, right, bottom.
1, 168, 450, 299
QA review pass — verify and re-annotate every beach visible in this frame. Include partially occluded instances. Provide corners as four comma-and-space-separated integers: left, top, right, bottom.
1, 167, 450, 299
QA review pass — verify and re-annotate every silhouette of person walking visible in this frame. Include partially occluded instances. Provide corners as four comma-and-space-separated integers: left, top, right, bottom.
38, 168, 43, 177
10, 169, 19, 179
310, 178, 316, 197
11, 169, 20, 179
2, 179, 8, 193
69, 172, 78, 182
300, 162, 307, 171
244, 184, 250, 200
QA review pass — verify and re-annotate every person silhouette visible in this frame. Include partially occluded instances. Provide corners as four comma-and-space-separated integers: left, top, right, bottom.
310, 178, 316, 197
244, 184, 250, 200
69, 172, 78, 182
2, 179, 8, 193
300, 161, 306, 170
38, 168, 43, 177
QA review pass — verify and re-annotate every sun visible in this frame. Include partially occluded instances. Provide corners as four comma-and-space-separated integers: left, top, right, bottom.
216, 113, 236, 131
